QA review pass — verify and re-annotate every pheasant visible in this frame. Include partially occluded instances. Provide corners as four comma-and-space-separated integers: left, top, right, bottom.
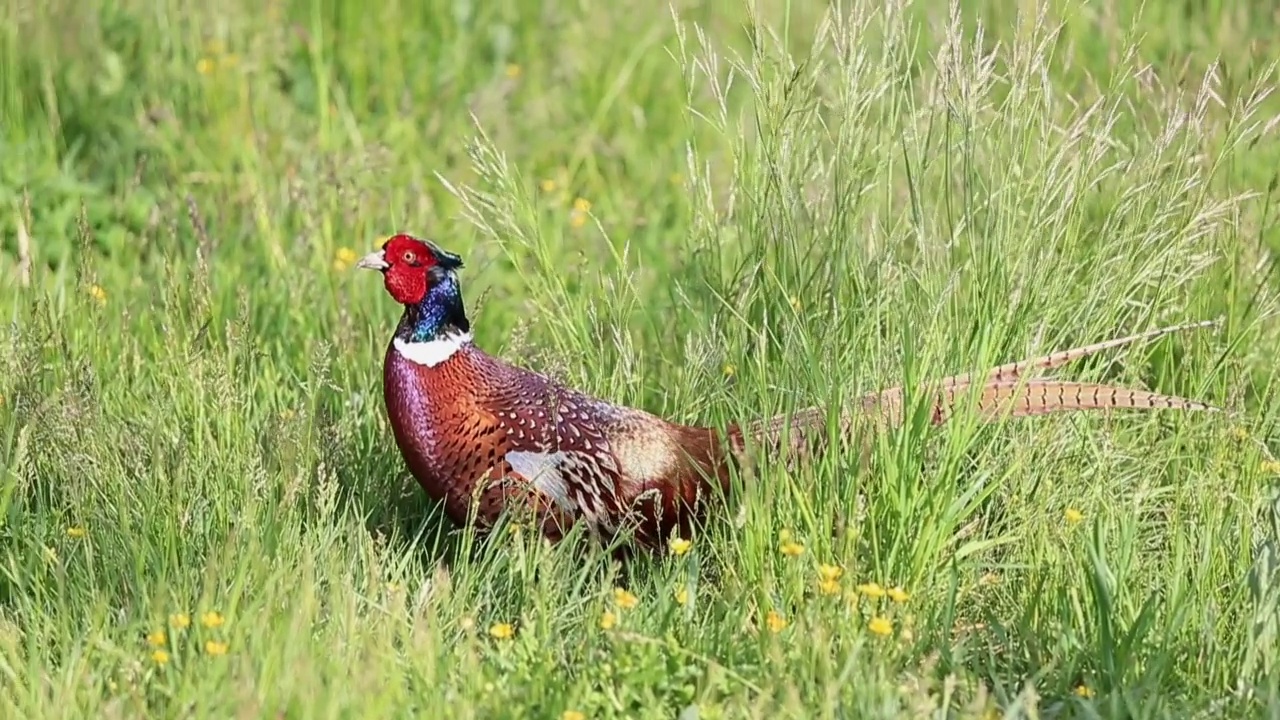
358, 234, 1219, 550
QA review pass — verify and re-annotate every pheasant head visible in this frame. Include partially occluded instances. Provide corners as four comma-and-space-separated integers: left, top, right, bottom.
357, 234, 472, 359
357, 234, 464, 305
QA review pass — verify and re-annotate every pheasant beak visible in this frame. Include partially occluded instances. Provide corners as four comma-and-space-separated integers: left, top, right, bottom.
355, 250, 389, 272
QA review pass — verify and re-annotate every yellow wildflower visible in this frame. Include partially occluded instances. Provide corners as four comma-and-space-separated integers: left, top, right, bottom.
197, 58, 214, 75
66, 526, 87, 539
333, 247, 358, 272
887, 586, 910, 603
1262, 460, 1280, 474
200, 611, 225, 629
765, 610, 787, 633
151, 649, 170, 665
722, 363, 736, 377
668, 537, 692, 556
1074, 684, 1094, 698
573, 197, 592, 213
613, 587, 639, 610
204, 640, 229, 655
505, 63, 522, 79
88, 285, 107, 305
562, 712, 586, 720
867, 616, 893, 636
779, 541, 805, 557
169, 613, 191, 629
488, 623, 514, 640
855, 582, 886, 599
818, 564, 843, 582
146, 630, 167, 647
789, 296, 802, 311
817, 578, 841, 596
674, 587, 689, 606
669, 172, 684, 186
540, 178, 557, 193
1065, 508, 1084, 524
599, 611, 617, 630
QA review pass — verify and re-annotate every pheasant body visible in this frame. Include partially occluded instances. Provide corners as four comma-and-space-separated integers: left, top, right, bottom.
385, 337, 733, 545
361, 234, 1219, 551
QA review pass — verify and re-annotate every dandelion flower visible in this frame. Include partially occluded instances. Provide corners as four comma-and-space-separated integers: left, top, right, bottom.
1065, 508, 1084, 524
197, 58, 214, 75
867, 616, 893, 636
887, 586, 910, 603
817, 564, 843, 594
674, 587, 689, 606
855, 582, 886, 599
562, 712, 586, 720
146, 630, 167, 647
488, 623, 514, 640
765, 610, 787, 633
333, 247, 358, 272
1074, 684, 1094, 698
66, 526, 87, 538
779, 540, 805, 557
613, 587, 638, 610
599, 611, 617, 630
573, 197, 592, 213
204, 640, 229, 655
169, 613, 191, 629
87, 285, 107, 306
540, 179, 557, 193
151, 649, 170, 665
722, 363, 736, 377
668, 537, 692, 556
200, 611, 225, 629
505, 63, 522, 79
1262, 460, 1280, 474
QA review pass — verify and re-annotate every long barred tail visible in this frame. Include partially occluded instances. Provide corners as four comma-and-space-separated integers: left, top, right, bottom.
728, 319, 1220, 460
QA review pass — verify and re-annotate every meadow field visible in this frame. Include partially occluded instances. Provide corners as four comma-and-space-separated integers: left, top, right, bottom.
4, 0, 1280, 717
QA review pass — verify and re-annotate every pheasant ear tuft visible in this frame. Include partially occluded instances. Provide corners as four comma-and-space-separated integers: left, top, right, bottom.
431, 244, 464, 270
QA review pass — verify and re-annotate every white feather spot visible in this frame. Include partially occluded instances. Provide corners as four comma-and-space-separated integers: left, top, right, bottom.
505, 450, 575, 512
393, 332, 473, 367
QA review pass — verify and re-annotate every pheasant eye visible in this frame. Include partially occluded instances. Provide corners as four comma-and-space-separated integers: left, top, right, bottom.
403, 251, 416, 263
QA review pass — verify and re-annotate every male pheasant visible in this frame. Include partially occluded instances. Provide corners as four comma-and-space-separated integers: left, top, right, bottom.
358, 234, 1218, 550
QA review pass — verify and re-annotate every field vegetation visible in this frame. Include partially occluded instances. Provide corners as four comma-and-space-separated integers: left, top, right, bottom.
3, 0, 1280, 717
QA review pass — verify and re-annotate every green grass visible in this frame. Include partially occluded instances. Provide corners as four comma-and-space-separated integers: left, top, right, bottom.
4, 0, 1280, 716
